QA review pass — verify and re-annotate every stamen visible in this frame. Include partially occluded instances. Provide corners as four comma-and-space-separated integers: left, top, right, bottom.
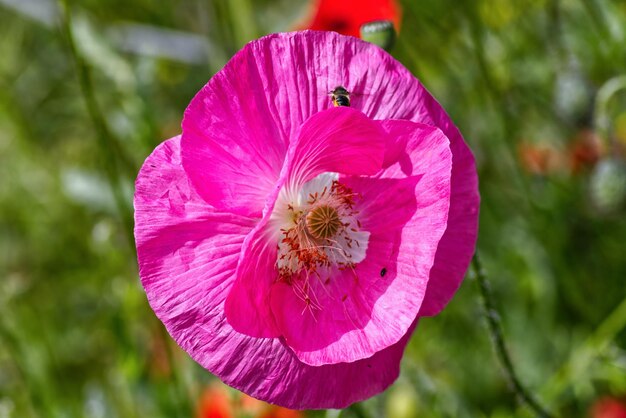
273, 175, 370, 309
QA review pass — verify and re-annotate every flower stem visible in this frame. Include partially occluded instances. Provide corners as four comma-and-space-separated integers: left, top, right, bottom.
345, 403, 370, 418
594, 75, 626, 149
471, 253, 555, 418
58, 0, 135, 250
542, 293, 626, 401
157, 322, 193, 416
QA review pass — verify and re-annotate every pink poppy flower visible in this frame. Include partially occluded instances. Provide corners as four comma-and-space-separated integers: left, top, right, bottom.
134, 31, 479, 409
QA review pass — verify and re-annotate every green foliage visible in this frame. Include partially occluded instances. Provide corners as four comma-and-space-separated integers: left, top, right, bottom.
0, 0, 625, 417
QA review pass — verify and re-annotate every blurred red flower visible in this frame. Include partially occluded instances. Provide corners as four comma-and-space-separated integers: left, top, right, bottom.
304, 0, 401, 38
517, 129, 607, 177
569, 128, 605, 173
258, 407, 303, 418
196, 385, 303, 418
517, 142, 565, 176
196, 385, 233, 418
590, 397, 626, 418
241, 394, 303, 418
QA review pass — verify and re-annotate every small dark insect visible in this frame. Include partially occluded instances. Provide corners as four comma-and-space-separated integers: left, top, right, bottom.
330, 85, 350, 107
380, 267, 387, 277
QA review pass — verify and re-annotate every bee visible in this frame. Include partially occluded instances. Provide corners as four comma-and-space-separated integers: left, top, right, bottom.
330, 86, 351, 107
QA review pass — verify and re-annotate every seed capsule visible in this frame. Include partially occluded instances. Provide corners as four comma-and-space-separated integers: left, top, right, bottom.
360, 20, 396, 51
306, 205, 341, 239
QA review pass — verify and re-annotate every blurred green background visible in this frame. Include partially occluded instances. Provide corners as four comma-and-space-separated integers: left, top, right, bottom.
1, 0, 626, 417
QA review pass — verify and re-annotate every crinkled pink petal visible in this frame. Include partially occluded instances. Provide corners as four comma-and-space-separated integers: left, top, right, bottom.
136, 30, 479, 410
180, 31, 477, 314
418, 135, 479, 316
377, 118, 478, 316
223, 217, 282, 337
134, 136, 257, 330
135, 136, 417, 409
283, 106, 386, 183
224, 107, 385, 338
181, 65, 288, 217
271, 121, 452, 365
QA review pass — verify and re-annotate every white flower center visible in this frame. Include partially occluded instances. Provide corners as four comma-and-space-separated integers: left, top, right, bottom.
271, 173, 370, 285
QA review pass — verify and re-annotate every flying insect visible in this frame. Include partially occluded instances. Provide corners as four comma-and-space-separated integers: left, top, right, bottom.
330, 86, 351, 107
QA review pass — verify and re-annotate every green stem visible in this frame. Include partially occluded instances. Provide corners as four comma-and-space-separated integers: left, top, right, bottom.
0, 320, 45, 418
542, 294, 626, 401
225, 0, 257, 48
157, 322, 193, 416
580, 0, 614, 41
594, 75, 626, 149
58, 0, 135, 250
472, 254, 555, 418
343, 403, 370, 418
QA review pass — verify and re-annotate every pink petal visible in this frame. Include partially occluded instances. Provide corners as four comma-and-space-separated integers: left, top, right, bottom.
284, 106, 386, 183
402, 103, 479, 317
180, 60, 288, 217
255, 31, 479, 315
334, 42, 480, 315
376, 117, 477, 316
180, 31, 478, 310
224, 107, 385, 338
270, 121, 452, 365
223, 216, 282, 337
134, 135, 215, 236
135, 136, 418, 409
134, 135, 257, 342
